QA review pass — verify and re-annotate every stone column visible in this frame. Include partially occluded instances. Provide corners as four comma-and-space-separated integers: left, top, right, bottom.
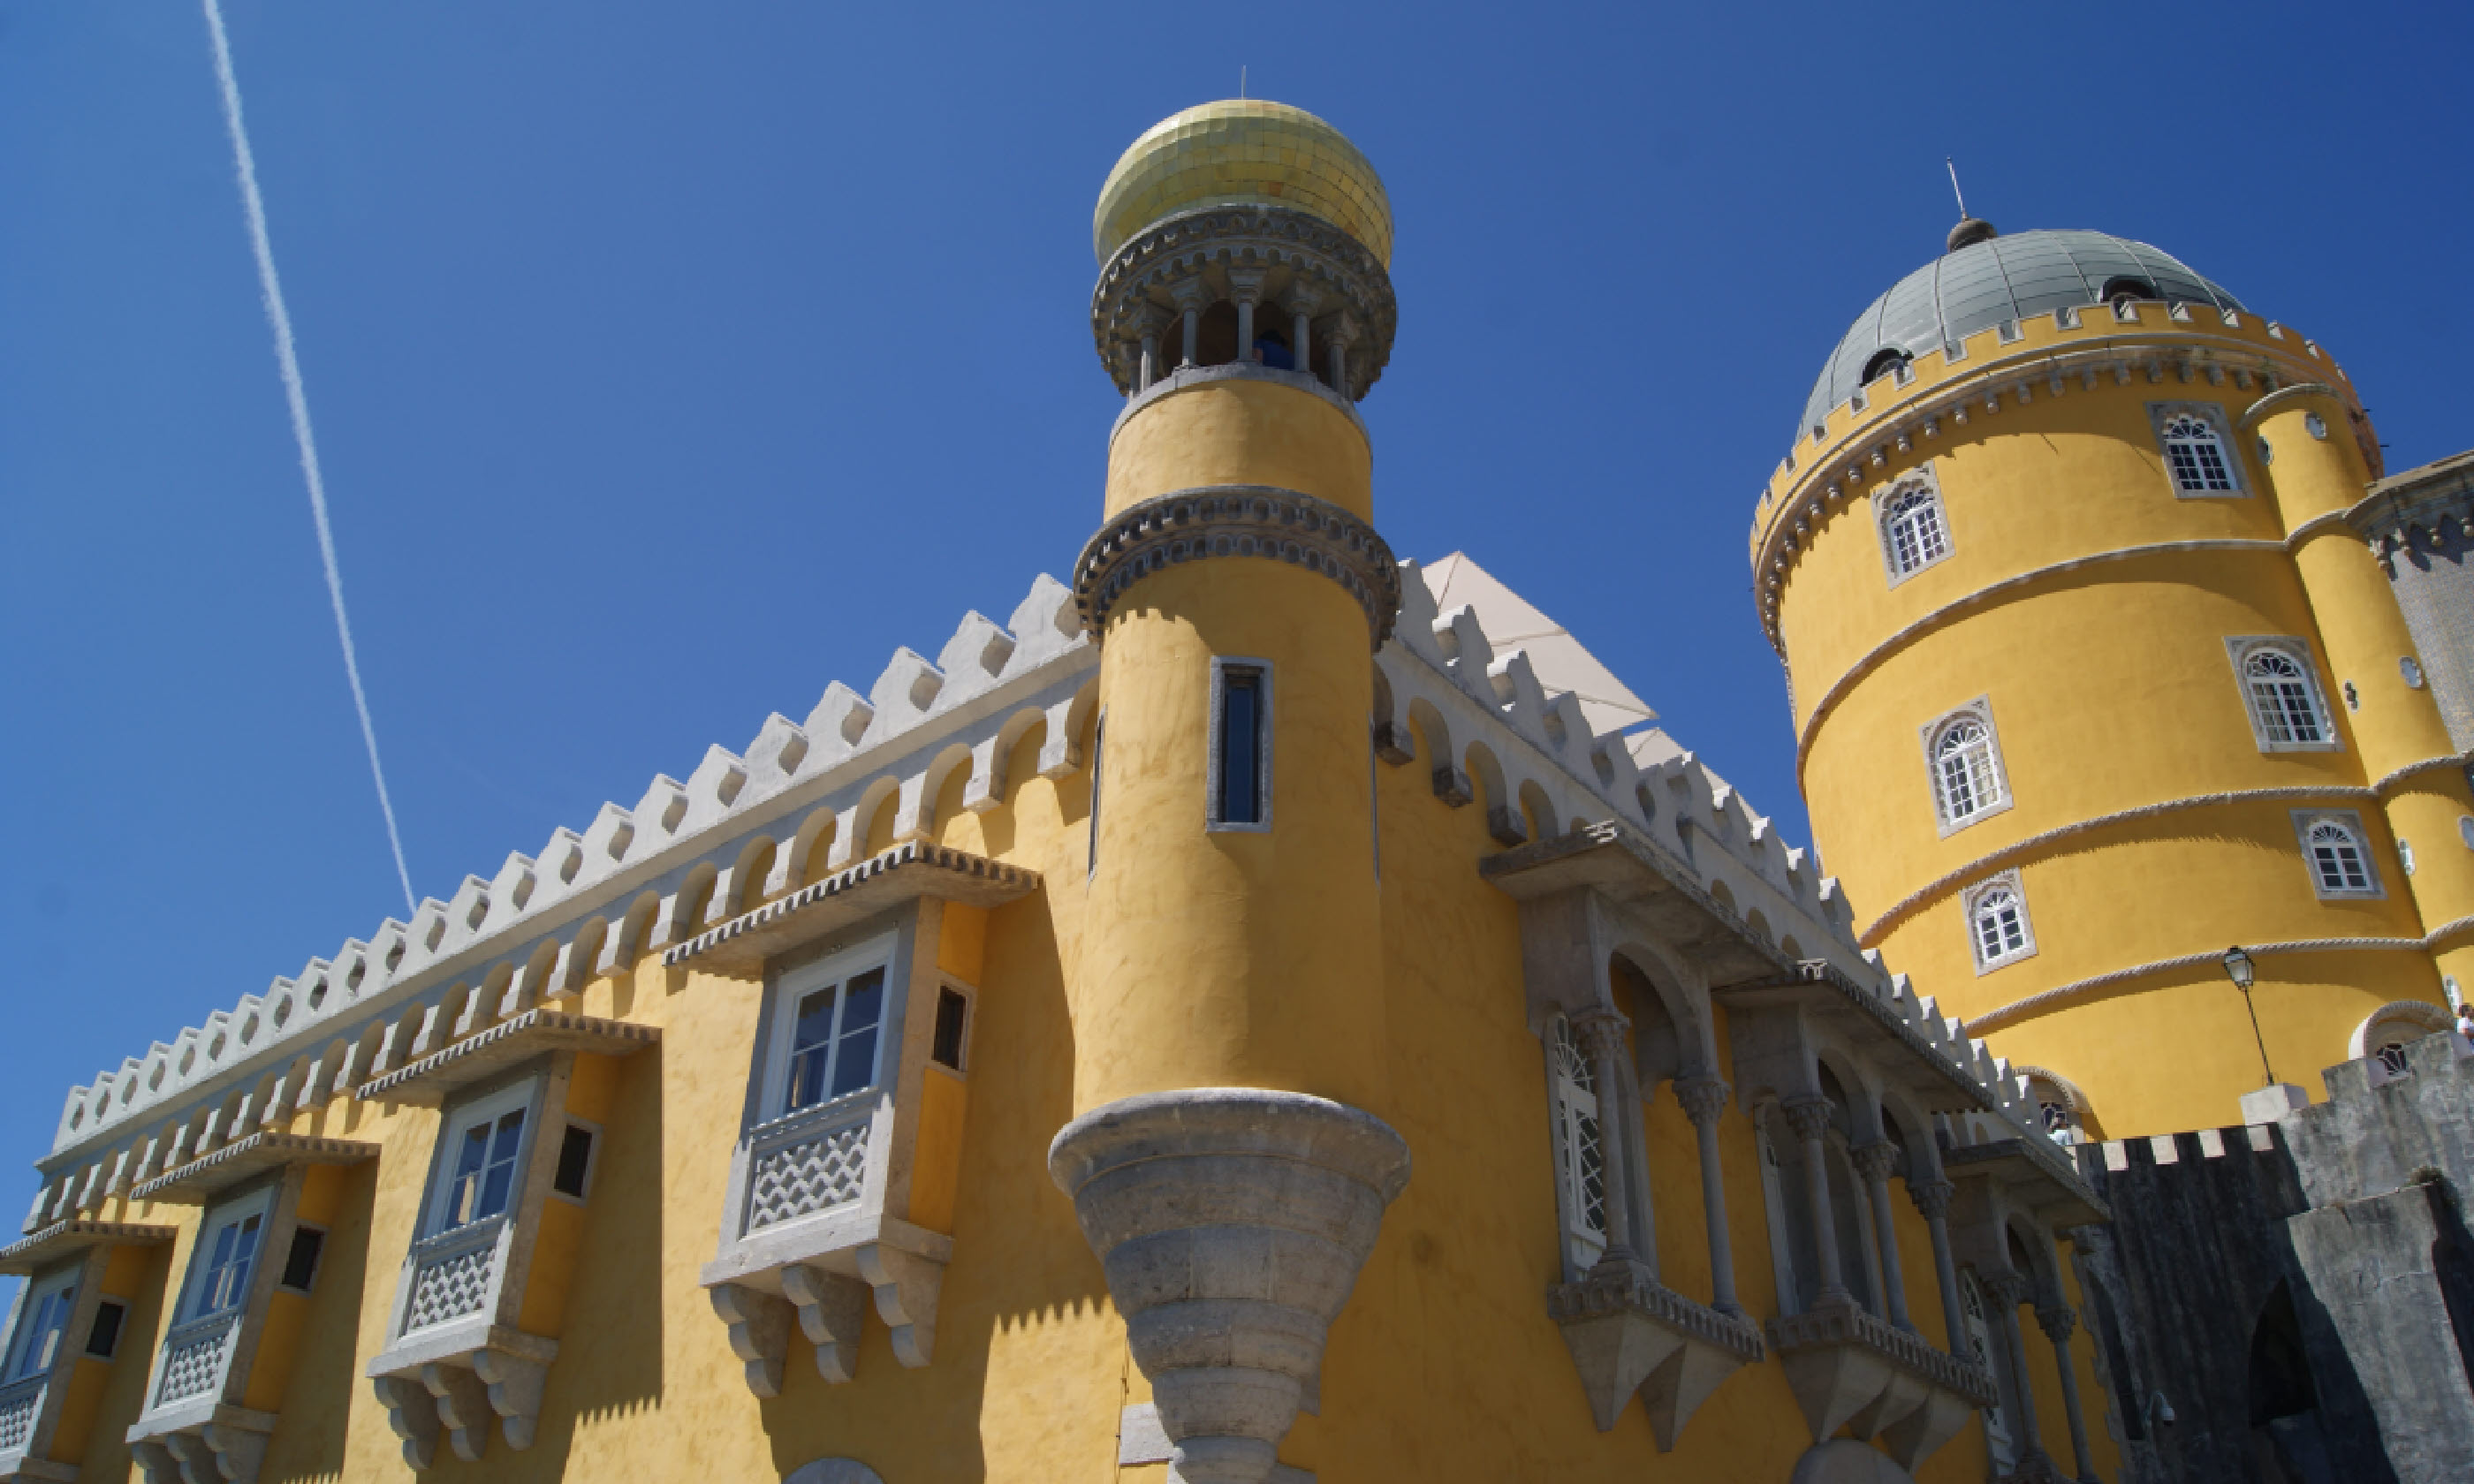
1132, 303, 1165, 392
1169, 277, 1210, 369
1573, 1011, 1639, 1267
2038, 1303, 2098, 1484
1780, 1097, 1852, 1308
1324, 313, 1358, 398
1050, 1089, 1410, 1484
1228, 268, 1265, 365
1983, 1271, 2049, 1465
1283, 284, 1321, 381
1907, 1177, 1966, 1355
1851, 1141, 1915, 1332
1673, 1076, 1741, 1314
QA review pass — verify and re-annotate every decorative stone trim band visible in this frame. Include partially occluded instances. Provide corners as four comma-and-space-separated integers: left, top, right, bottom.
1964, 935, 2432, 1036
2235, 382, 2343, 431
664, 841, 1039, 971
355, 1009, 659, 1107
1859, 764, 2470, 947
1856, 784, 2377, 947
0, 1219, 177, 1276
1796, 539, 2288, 776
1074, 487, 1401, 649
133, 1132, 379, 1204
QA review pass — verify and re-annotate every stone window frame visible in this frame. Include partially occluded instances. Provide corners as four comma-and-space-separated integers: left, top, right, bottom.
1919, 698, 2015, 838
420, 1075, 544, 1242
756, 932, 899, 1128
1959, 1270, 2019, 1470
1542, 1014, 1607, 1275
171, 1182, 278, 1326
1963, 870, 2038, 975
546, 1117, 603, 1208
1873, 465, 1954, 588
1750, 1101, 1887, 1320
3, 1266, 78, 1383
2145, 400, 2248, 499
2292, 809, 2385, 901
276, 1223, 327, 1295
2226, 637, 2341, 753
1205, 655, 1276, 833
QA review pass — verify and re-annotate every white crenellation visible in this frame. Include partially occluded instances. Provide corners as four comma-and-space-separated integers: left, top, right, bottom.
35, 574, 1099, 1213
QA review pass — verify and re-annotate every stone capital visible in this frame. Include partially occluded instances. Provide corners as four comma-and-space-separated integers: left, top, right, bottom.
1166, 276, 1214, 311
1280, 283, 1324, 316
1225, 266, 1268, 304
1905, 1177, 1954, 1220
1978, 1269, 2032, 1310
1849, 1140, 1901, 1185
1780, 1096, 1837, 1145
2034, 1304, 2076, 1343
1570, 1009, 1630, 1064
1673, 1076, 1730, 1126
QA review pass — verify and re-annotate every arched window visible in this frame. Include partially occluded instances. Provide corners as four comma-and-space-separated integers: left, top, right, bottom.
1862, 347, 1912, 386
1968, 876, 2035, 971
1546, 1017, 1606, 1272
2299, 814, 2379, 897
2240, 646, 2330, 746
2161, 413, 2236, 493
1927, 708, 2009, 830
1880, 486, 1948, 578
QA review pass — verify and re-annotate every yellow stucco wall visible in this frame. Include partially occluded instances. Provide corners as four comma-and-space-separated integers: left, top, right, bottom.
1772, 314, 2456, 1138
1103, 378, 1372, 521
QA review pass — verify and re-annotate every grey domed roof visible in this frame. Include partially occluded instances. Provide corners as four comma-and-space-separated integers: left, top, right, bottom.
1801, 229, 2244, 438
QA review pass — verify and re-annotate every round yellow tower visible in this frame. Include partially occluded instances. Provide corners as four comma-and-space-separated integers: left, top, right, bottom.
1754, 222, 2473, 1140
1047, 102, 1412, 1484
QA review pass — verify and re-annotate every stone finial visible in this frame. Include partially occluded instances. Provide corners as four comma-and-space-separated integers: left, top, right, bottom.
1050, 1088, 1410, 1484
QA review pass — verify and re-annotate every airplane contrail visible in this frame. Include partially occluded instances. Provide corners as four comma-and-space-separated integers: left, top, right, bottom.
201, 0, 416, 913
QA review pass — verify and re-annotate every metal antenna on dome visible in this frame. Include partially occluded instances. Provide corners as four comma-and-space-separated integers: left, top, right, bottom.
1945, 157, 1969, 223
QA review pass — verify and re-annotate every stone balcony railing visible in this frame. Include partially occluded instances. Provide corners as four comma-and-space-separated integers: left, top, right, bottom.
148, 1312, 241, 1410
702, 1088, 951, 1396
1547, 1258, 1764, 1449
1768, 1298, 1996, 1470
0, 1374, 48, 1459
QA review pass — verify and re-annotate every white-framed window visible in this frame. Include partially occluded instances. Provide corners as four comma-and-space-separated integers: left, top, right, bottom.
1921, 700, 2012, 835
1545, 1016, 1606, 1273
429, 1079, 536, 1237
1207, 656, 1273, 831
765, 935, 893, 1118
2294, 810, 2383, 900
1876, 470, 1952, 585
2227, 639, 2338, 752
2148, 403, 2244, 496
183, 1187, 273, 1321
1965, 871, 2038, 973
5, 1269, 77, 1382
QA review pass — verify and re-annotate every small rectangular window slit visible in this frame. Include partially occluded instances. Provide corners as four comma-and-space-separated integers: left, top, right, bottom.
931, 988, 969, 1071
1209, 658, 1273, 831
279, 1227, 325, 1293
552, 1124, 596, 1200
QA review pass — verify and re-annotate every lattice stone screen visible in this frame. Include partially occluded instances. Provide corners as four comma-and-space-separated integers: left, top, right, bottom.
403, 1219, 505, 1333
745, 1100, 874, 1233
153, 1312, 239, 1407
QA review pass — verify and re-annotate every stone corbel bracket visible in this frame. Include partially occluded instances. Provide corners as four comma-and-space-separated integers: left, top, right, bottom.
126, 1407, 276, 1484
1766, 1301, 1995, 1471
1548, 1259, 1764, 1449
370, 1330, 556, 1470
705, 1234, 951, 1397
1049, 1088, 1410, 1484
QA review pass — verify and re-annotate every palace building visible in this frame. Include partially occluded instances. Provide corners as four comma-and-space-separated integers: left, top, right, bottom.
10, 95, 2467, 1484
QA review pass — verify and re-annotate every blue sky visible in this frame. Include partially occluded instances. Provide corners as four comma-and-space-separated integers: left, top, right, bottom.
2, 0, 2466, 1256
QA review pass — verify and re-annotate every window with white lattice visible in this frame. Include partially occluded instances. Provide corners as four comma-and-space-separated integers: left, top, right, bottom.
1964, 872, 2037, 973
2295, 811, 2383, 899
2227, 639, 2338, 753
1875, 469, 1953, 586
1921, 700, 2012, 836
2147, 403, 2246, 497
1546, 1016, 1607, 1273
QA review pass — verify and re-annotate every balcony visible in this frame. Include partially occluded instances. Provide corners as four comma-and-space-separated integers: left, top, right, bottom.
1548, 1259, 1764, 1449
1768, 1298, 1996, 1470
0, 1220, 176, 1484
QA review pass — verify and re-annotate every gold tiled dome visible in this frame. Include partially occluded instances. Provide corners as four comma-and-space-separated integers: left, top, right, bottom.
1093, 100, 1392, 269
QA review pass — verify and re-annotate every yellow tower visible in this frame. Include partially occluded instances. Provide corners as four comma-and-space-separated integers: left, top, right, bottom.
1046, 101, 1413, 1484
1753, 220, 2474, 1140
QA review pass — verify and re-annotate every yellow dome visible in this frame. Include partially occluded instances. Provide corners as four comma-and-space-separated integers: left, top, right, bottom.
1092, 100, 1392, 269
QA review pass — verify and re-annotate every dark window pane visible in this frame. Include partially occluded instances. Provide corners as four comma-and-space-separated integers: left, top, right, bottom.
931, 988, 968, 1070
280, 1228, 325, 1291
1220, 671, 1261, 823
84, 1300, 125, 1360
831, 1021, 879, 1099
552, 1124, 596, 1199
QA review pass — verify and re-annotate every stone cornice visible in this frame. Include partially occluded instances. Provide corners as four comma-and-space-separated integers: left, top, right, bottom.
1963, 935, 2432, 1036
1750, 318, 2348, 650
2235, 382, 2343, 430
1074, 486, 1401, 648
1109, 360, 1366, 444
